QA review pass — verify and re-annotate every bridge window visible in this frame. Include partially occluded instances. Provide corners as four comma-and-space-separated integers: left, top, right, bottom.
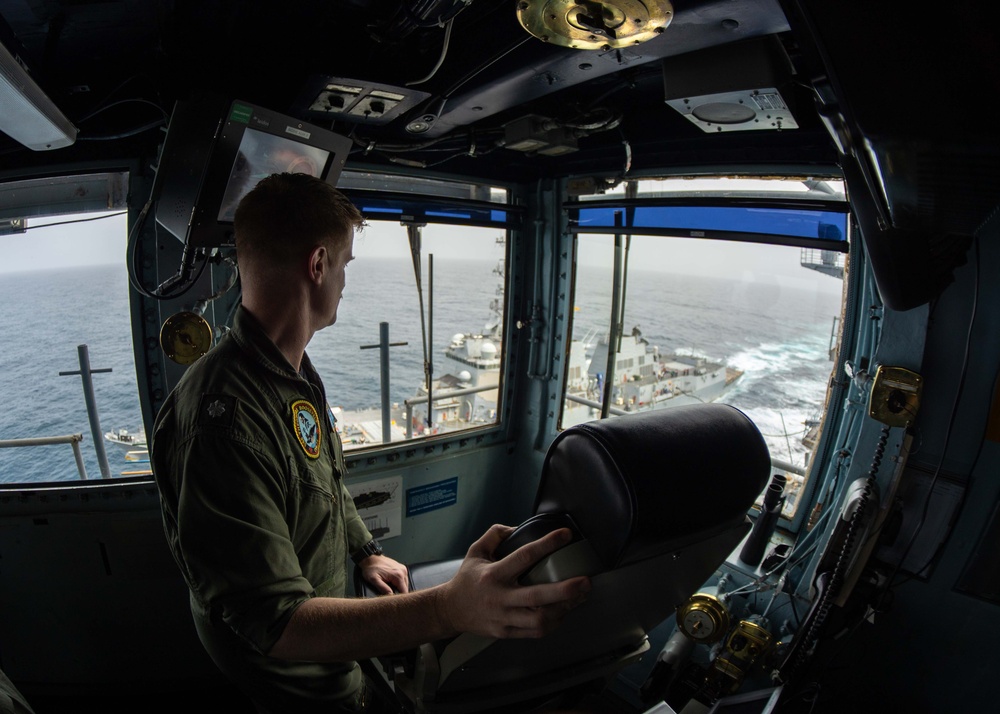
0, 206, 143, 485
307, 221, 507, 450
561, 177, 848, 520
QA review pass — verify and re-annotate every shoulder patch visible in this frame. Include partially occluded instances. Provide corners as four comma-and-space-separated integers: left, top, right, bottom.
198, 394, 237, 427
291, 399, 322, 459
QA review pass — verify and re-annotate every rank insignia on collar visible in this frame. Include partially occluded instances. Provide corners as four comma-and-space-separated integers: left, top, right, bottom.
198, 394, 236, 427
291, 400, 322, 459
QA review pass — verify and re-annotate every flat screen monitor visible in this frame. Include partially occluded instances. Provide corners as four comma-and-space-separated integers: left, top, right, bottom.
154, 96, 352, 248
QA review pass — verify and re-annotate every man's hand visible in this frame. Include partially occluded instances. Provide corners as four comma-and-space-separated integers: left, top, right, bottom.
359, 554, 410, 594
270, 525, 589, 663
438, 524, 591, 640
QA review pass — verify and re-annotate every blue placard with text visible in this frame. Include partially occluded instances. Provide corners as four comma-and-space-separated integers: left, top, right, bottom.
406, 477, 458, 517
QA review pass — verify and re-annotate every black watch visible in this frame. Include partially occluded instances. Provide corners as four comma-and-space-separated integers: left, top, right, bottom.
351, 538, 384, 564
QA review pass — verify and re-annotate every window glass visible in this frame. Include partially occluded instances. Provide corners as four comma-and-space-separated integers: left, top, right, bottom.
307, 222, 506, 449
563, 199, 846, 519
0, 211, 144, 484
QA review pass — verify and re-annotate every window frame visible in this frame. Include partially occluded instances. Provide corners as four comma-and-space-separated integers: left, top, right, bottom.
566, 196, 850, 253
323, 170, 524, 457
558, 179, 854, 534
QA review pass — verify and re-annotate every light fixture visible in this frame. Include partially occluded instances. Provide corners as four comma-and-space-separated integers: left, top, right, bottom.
0, 41, 78, 151
663, 37, 799, 134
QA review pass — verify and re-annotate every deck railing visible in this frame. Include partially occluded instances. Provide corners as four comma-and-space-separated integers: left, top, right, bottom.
0, 434, 89, 480
403, 384, 498, 440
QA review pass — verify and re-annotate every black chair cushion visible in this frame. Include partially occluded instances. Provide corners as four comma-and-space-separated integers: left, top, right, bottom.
534, 403, 771, 568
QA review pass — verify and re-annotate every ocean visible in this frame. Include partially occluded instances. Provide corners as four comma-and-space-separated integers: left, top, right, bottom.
0, 264, 143, 484
0, 257, 842, 484
571, 263, 842, 472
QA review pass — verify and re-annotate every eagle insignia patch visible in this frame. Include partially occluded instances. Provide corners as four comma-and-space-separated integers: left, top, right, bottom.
291, 400, 322, 459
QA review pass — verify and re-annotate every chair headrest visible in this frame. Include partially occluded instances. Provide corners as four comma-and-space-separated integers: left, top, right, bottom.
535, 404, 771, 568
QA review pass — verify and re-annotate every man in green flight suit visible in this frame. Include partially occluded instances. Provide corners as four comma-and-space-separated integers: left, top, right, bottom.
150, 172, 590, 713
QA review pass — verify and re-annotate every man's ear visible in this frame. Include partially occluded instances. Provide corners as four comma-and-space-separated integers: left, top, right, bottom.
306, 244, 328, 284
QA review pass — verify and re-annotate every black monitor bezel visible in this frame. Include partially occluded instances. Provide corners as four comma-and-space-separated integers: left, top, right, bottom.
180, 99, 352, 248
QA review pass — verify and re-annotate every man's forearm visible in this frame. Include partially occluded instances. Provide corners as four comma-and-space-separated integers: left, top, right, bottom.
267, 526, 590, 663
267, 586, 456, 662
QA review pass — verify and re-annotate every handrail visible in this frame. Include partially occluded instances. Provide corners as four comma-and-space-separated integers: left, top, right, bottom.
770, 457, 806, 477
404, 384, 498, 439
565, 392, 628, 416
0, 434, 88, 480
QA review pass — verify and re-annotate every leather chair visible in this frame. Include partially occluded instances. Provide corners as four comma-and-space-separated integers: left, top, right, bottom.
357, 403, 771, 713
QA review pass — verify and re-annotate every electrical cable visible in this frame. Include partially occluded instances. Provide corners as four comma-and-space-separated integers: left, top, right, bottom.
725, 555, 797, 598
788, 452, 848, 584
620, 127, 632, 176
126, 199, 158, 299
785, 542, 820, 599
377, 29, 531, 147
406, 17, 455, 86
192, 254, 239, 318
375, 132, 506, 168
761, 572, 789, 618
348, 127, 502, 155
76, 74, 162, 121
77, 98, 169, 124
153, 244, 210, 300
584, 66, 657, 110
789, 432, 853, 580
15, 212, 126, 231
365, 54, 622, 161
73, 98, 169, 141
77, 118, 167, 141
778, 423, 890, 683
563, 107, 620, 131
126, 200, 209, 301
787, 588, 803, 629
381, 0, 468, 37
440, 35, 531, 100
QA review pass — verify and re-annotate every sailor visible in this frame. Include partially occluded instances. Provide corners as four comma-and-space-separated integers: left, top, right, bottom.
150, 172, 590, 713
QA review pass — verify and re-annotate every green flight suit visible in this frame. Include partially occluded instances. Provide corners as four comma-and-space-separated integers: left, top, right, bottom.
151, 306, 373, 712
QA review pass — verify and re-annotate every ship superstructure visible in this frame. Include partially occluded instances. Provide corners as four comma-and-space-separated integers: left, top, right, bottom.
563, 327, 743, 426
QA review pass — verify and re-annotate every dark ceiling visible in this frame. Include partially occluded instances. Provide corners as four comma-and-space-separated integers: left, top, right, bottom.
0, 0, 839, 180
1, 0, 997, 246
